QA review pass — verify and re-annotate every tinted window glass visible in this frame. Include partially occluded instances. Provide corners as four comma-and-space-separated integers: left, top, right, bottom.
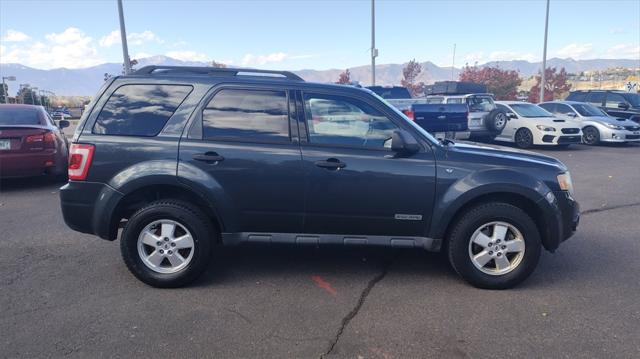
567, 92, 586, 102
555, 104, 573, 115
303, 93, 398, 149
574, 103, 608, 117
93, 84, 192, 136
509, 104, 553, 118
605, 93, 626, 108
0, 107, 44, 125
203, 89, 289, 142
467, 96, 494, 112
446, 98, 463, 104
538, 103, 556, 113
586, 92, 605, 106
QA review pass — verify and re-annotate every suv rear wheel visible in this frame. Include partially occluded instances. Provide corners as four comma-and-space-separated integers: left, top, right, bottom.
447, 202, 541, 289
120, 200, 214, 288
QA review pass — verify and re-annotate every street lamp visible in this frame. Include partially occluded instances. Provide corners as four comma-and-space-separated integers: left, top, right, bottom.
117, 0, 132, 74
539, 0, 550, 103
1, 75, 16, 104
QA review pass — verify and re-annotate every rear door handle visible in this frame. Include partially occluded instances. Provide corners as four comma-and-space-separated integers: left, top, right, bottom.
193, 152, 224, 163
315, 158, 346, 170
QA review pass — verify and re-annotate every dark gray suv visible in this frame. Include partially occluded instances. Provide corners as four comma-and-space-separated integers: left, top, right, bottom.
60, 66, 579, 289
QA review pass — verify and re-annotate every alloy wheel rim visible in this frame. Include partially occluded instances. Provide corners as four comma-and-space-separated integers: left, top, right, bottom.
468, 221, 525, 276
517, 130, 532, 146
137, 219, 195, 274
495, 113, 506, 128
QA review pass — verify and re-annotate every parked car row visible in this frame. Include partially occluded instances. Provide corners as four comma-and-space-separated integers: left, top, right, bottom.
371, 83, 640, 149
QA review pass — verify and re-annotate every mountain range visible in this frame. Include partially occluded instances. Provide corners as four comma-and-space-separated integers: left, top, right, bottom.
1, 55, 638, 96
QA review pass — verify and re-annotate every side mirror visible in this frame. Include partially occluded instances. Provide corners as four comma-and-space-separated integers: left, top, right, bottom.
566, 112, 577, 118
58, 120, 70, 129
618, 102, 629, 110
507, 112, 517, 119
391, 130, 420, 154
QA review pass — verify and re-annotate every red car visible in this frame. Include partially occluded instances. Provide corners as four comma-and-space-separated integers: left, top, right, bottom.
0, 104, 69, 180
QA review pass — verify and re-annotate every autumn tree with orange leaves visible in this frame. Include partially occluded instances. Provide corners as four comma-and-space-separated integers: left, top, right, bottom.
528, 67, 572, 103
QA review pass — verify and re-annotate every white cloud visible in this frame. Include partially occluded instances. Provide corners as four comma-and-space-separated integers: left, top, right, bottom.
99, 30, 120, 47
99, 30, 162, 47
555, 43, 594, 59
241, 52, 288, 66
2, 29, 30, 42
166, 50, 209, 62
606, 43, 640, 59
0, 27, 102, 69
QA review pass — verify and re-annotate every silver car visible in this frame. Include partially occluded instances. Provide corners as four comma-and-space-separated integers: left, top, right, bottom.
539, 101, 640, 145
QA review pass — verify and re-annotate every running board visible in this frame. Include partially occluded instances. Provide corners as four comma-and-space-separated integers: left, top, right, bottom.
221, 232, 442, 252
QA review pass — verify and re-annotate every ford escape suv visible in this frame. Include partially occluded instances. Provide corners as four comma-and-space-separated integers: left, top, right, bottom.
60, 66, 579, 289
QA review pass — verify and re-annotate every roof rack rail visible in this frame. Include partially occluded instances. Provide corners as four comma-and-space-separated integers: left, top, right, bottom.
132, 65, 304, 81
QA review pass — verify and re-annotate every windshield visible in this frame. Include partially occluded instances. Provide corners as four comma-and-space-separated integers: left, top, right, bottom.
573, 103, 608, 117
626, 93, 640, 107
371, 92, 440, 145
0, 107, 43, 125
509, 103, 553, 118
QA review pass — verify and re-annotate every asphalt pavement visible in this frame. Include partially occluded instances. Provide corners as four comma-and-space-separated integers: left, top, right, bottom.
1, 142, 639, 358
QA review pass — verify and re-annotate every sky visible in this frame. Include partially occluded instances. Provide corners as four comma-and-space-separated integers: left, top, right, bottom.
0, 0, 639, 71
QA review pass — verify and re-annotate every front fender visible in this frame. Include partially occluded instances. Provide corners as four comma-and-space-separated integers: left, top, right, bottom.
429, 168, 552, 240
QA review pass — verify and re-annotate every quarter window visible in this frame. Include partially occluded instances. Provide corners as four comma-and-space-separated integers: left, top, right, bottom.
303, 93, 398, 149
94, 84, 192, 136
203, 89, 290, 142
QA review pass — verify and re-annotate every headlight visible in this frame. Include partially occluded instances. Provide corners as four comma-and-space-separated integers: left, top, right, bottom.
557, 172, 574, 195
605, 123, 624, 130
536, 125, 556, 132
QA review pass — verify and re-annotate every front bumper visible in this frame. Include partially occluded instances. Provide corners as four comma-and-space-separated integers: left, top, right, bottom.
601, 130, 640, 142
538, 190, 580, 251
60, 181, 123, 240
538, 134, 582, 145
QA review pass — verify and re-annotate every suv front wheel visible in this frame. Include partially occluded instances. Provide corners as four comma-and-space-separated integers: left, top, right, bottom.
120, 200, 214, 288
447, 202, 541, 289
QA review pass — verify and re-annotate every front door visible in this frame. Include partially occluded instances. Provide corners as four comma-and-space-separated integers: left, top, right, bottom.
298, 91, 436, 237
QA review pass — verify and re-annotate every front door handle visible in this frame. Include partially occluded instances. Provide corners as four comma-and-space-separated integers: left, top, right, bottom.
315, 158, 346, 170
193, 152, 224, 163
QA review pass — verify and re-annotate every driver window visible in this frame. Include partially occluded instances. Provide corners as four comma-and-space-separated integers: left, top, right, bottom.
605, 93, 626, 108
303, 93, 398, 149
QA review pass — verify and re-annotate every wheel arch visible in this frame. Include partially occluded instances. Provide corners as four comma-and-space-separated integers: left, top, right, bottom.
106, 183, 224, 241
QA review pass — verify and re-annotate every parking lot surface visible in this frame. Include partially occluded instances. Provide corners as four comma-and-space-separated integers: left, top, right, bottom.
1, 143, 639, 358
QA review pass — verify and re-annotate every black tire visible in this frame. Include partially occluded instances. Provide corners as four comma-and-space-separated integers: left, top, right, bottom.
514, 128, 534, 149
447, 202, 542, 289
487, 108, 508, 132
582, 126, 600, 145
120, 199, 215, 288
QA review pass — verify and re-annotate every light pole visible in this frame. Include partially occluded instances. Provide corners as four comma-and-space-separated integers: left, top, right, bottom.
1, 76, 16, 104
117, 0, 132, 74
371, 0, 377, 86
31, 87, 39, 105
539, 0, 550, 103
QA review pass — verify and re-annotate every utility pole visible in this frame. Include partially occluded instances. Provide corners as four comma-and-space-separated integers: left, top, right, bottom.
451, 43, 457, 81
117, 0, 132, 74
539, 0, 550, 103
371, 0, 377, 86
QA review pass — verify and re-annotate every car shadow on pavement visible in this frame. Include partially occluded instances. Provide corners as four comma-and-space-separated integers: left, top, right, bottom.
0, 177, 66, 193
191, 245, 458, 288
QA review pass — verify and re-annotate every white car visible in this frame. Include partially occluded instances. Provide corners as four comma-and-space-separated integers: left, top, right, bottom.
494, 101, 583, 148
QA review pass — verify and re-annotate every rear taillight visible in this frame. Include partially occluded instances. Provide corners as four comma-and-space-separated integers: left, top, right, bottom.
68, 143, 95, 181
403, 110, 414, 120
44, 132, 56, 143
26, 134, 44, 143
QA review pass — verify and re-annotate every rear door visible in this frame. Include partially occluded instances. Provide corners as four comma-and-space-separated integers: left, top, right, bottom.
297, 90, 436, 237
178, 85, 304, 233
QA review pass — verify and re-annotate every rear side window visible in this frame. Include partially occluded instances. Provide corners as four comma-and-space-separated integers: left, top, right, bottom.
586, 92, 605, 106
567, 92, 586, 102
202, 89, 290, 143
93, 84, 192, 136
